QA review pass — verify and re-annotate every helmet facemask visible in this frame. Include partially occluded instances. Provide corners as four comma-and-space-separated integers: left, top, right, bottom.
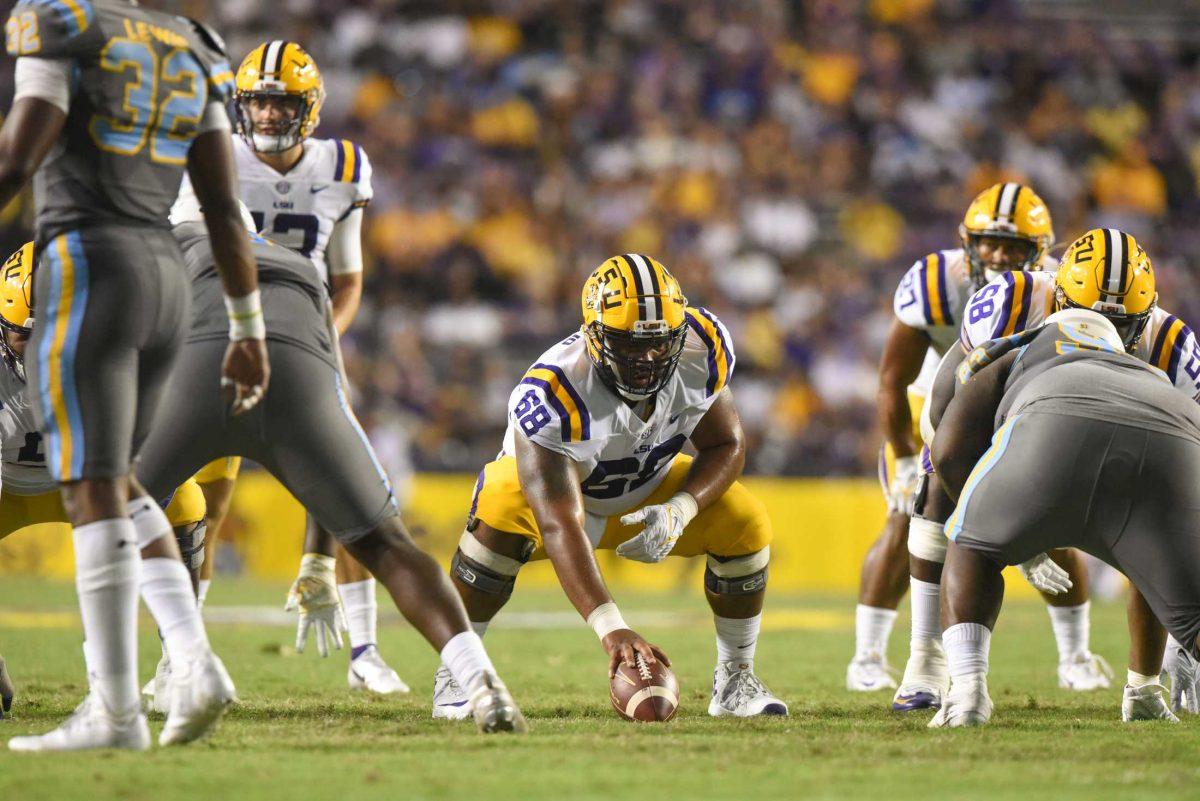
0, 317, 31, 384
1054, 286, 1155, 352
237, 92, 310, 153
585, 319, 687, 401
962, 230, 1041, 293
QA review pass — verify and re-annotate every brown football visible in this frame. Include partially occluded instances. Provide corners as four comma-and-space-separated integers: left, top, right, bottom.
609, 654, 679, 722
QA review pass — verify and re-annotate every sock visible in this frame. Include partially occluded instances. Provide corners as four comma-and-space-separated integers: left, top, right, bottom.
141, 558, 210, 663
440, 631, 496, 691
854, 604, 897, 660
340, 579, 378, 657
197, 579, 211, 610
943, 622, 991, 680
74, 518, 141, 719
471, 620, 490, 638
715, 613, 761, 668
910, 578, 942, 644
1127, 670, 1158, 689
1047, 601, 1090, 662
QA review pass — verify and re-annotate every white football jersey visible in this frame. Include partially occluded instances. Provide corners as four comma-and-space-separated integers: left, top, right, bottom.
960, 271, 1200, 400
232, 136, 372, 283
501, 308, 735, 518
0, 364, 55, 496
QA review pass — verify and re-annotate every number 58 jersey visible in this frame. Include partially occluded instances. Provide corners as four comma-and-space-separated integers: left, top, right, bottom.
500, 308, 735, 518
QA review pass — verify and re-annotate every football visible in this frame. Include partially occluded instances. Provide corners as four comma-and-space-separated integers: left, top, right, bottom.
609, 654, 680, 722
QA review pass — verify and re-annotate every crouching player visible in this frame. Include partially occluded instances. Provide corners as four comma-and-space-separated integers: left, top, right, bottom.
432, 254, 787, 719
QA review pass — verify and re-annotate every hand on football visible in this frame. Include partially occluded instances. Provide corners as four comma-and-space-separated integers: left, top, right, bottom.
1161, 635, 1200, 714
602, 628, 671, 678
616, 495, 696, 563
1017, 552, 1073, 595
887, 455, 920, 515
222, 338, 270, 416
284, 554, 347, 658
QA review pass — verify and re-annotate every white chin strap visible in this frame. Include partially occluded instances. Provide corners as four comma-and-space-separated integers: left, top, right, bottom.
251, 131, 300, 153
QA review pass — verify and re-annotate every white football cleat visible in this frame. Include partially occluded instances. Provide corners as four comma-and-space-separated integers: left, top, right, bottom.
9, 694, 149, 752
141, 653, 172, 715
1057, 652, 1113, 691
159, 651, 236, 746
846, 652, 898, 692
1121, 683, 1179, 723
432, 665, 472, 720
0, 655, 14, 719
709, 662, 788, 717
465, 671, 527, 734
927, 674, 993, 728
348, 646, 410, 695
894, 639, 949, 712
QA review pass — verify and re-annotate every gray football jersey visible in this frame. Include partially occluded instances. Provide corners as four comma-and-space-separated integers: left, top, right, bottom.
6, 0, 235, 242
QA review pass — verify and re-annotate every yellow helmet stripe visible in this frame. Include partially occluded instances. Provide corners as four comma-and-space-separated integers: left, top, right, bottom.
520, 365, 588, 441
923, 254, 947, 327
685, 308, 731, 396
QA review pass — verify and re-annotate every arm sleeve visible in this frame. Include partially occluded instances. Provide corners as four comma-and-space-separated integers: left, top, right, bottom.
509, 366, 595, 459
959, 272, 1034, 349
13, 56, 72, 113
680, 307, 736, 404
893, 254, 952, 330
6, 0, 95, 58
326, 207, 364, 276
1146, 313, 1200, 400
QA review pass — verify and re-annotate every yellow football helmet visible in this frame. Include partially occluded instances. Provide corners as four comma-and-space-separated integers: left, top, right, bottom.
1054, 228, 1156, 351
582, 254, 688, 400
0, 242, 34, 382
235, 41, 325, 153
959, 182, 1054, 290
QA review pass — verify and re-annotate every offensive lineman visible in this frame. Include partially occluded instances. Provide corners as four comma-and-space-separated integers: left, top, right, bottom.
928, 308, 1200, 727
432, 254, 787, 719
0, 0, 268, 750
132, 196, 526, 734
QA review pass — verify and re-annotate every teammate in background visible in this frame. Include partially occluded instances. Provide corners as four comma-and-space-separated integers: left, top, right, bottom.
0, 0, 267, 751
915, 229, 1200, 721
431, 254, 787, 720
927, 309, 1200, 727
183, 40, 404, 694
133, 196, 525, 734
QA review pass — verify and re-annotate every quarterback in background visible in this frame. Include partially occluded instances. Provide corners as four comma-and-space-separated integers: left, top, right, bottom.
431, 254, 787, 720
187, 41, 405, 694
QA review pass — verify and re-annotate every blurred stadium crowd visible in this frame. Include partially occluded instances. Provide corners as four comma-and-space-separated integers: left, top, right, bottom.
2, 0, 1200, 479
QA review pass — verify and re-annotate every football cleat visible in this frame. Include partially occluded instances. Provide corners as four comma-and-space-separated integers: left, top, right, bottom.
0, 655, 13, 719
141, 653, 172, 715
465, 671, 527, 734
893, 639, 950, 712
431, 665, 472, 721
927, 674, 993, 728
159, 651, 236, 746
709, 662, 788, 717
9, 694, 150, 752
846, 652, 899, 692
1121, 684, 1179, 723
348, 646, 410, 695
1057, 652, 1113, 691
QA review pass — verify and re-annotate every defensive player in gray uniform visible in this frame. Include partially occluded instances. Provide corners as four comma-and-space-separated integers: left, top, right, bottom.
927, 308, 1200, 727
0, 0, 269, 751
133, 197, 526, 735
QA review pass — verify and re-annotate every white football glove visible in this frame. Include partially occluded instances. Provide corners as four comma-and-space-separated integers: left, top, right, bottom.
1161, 634, 1200, 714
1017, 552, 1073, 595
284, 553, 348, 657
887, 455, 920, 515
616, 492, 699, 564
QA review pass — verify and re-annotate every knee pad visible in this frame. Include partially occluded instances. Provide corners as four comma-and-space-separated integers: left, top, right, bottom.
173, 519, 207, 572
704, 548, 769, 596
449, 530, 531, 598
908, 516, 947, 563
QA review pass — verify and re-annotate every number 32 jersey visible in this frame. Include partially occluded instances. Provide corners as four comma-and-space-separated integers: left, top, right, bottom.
501, 308, 735, 518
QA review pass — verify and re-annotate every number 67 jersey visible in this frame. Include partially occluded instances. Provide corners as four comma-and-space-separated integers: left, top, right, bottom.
498, 308, 735, 518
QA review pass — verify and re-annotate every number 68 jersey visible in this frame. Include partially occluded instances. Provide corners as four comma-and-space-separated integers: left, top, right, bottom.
500, 308, 735, 518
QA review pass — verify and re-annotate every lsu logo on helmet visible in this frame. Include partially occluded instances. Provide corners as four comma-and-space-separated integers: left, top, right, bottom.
582, 254, 688, 401
959, 182, 1054, 290
235, 41, 325, 153
0, 241, 34, 382
1054, 228, 1156, 350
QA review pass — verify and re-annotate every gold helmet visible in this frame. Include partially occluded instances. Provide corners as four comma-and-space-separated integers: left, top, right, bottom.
1054, 228, 1157, 351
959, 182, 1055, 291
235, 41, 325, 153
582, 254, 688, 400
0, 242, 34, 383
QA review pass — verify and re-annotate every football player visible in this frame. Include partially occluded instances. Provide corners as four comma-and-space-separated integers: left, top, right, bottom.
430, 254, 787, 720
914, 229, 1200, 720
927, 308, 1200, 727
180, 40, 404, 694
132, 195, 525, 734
0, 0, 267, 750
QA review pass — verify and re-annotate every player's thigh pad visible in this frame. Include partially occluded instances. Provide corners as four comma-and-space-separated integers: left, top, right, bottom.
0, 490, 69, 540
193, 457, 243, 484
164, 477, 207, 528
469, 456, 543, 546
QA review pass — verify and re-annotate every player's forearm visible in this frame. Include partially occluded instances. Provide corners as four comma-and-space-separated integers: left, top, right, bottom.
542, 524, 616, 620
0, 98, 65, 209
329, 277, 362, 335
205, 206, 259, 298
682, 439, 743, 511
878, 380, 918, 456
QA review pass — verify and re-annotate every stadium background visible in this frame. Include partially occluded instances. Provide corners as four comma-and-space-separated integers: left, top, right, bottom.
2, 0, 1199, 592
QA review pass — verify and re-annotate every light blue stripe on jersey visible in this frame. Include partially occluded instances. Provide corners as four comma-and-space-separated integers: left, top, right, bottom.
37, 242, 64, 476
62, 231, 89, 479
26, 0, 93, 37
945, 414, 1023, 542
334, 370, 398, 513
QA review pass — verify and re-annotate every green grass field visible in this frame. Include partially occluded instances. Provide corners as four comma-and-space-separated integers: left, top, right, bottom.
0, 576, 1197, 801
